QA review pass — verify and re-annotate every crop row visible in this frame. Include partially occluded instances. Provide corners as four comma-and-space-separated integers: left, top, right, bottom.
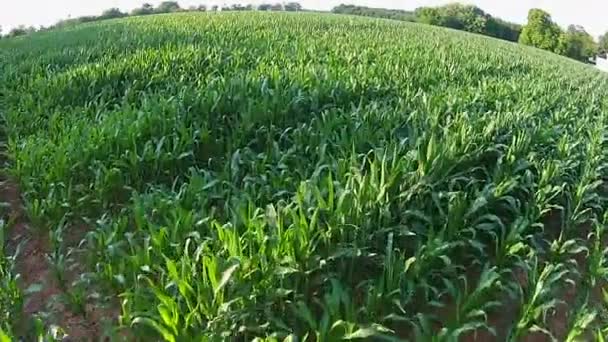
1, 12, 608, 340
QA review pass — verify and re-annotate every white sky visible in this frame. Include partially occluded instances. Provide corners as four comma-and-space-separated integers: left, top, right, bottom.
1, 0, 608, 38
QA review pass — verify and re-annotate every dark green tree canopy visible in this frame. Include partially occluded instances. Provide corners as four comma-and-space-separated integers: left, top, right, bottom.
284, 2, 303, 12
519, 9, 598, 63
155, 1, 181, 13
332, 4, 416, 21
257, 3, 288, 11
519, 9, 563, 52
100, 8, 127, 20
560, 25, 597, 62
131, 3, 155, 16
598, 32, 608, 55
415, 3, 520, 41
7, 25, 36, 38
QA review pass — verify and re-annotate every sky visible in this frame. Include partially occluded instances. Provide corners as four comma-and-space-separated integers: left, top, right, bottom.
2, 0, 608, 38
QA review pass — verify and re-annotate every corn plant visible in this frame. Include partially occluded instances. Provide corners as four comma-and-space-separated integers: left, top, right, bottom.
2, 11, 608, 340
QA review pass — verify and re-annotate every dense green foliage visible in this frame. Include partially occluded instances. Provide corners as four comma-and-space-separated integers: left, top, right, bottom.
331, 4, 415, 22
99, 8, 128, 20
2, 12, 608, 340
4, 25, 37, 38
518, 9, 562, 52
332, 3, 520, 42
520, 9, 597, 62
484, 16, 522, 42
131, 3, 156, 16
415, 3, 521, 42
599, 32, 608, 55
155, 1, 181, 13
561, 25, 597, 62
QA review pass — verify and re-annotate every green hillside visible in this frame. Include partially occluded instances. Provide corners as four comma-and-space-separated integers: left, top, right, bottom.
2, 12, 608, 341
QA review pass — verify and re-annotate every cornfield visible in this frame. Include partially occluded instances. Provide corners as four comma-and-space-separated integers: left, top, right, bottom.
1, 11, 608, 341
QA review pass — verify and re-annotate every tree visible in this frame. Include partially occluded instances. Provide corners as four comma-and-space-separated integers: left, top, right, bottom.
258, 4, 272, 11
7, 25, 36, 38
229, 4, 247, 11
155, 1, 181, 13
453, 4, 488, 33
560, 25, 597, 62
284, 2, 302, 11
100, 8, 127, 20
415, 4, 500, 35
519, 9, 563, 53
415, 7, 444, 26
270, 3, 283, 11
599, 32, 608, 55
486, 17, 521, 42
131, 3, 155, 16
333, 4, 415, 21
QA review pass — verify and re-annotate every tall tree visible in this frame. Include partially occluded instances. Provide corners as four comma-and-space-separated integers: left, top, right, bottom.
284, 2, 302, 12
519, 9, 563, 53
334, 4, 415, 21
7, 25, 36, 37
414, 3, 520, 41
131, 3, 155, 16
100, 8, 127, 19
415, 7, 444, 26
229, 4, 247, 11
560, 25, 597, 62
599, 32, 608, 55
155, 1, 181, 13
441, 3, 488, 33
485, 17, 521, 42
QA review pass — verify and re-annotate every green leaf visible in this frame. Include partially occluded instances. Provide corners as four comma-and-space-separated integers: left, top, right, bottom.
275, 266, 299, 276
283, 334, 297, 342
215, 263, 239, 295
165, 258, 179, 280
0, 329, 11, 342
508, 242, 526, 255
344, 328, 380, 340
405, 257, 416, 273
132, 317, 176, 342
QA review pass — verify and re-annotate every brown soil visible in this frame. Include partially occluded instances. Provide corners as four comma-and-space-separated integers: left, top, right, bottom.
1, 178, 119, 341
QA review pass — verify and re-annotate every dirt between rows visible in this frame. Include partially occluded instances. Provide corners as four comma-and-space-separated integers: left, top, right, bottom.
1, 177, 117, 341
0, 172, 602, 341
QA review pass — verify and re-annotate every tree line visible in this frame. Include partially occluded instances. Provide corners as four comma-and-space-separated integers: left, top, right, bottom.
330, 4, 416, 22
333, 4, 521, 42
518, 9, 597, 62
333, 4, 603, 63
0, 1, 302, 38
2, 1, 607, 64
